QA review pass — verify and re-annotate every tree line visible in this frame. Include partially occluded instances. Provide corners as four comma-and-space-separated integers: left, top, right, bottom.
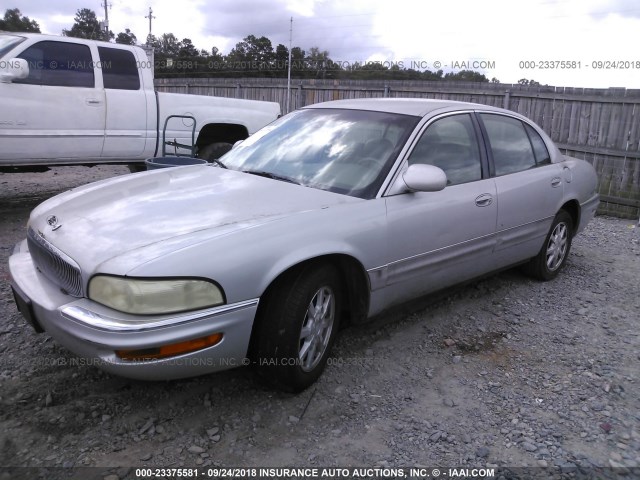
0, 7, 539, 83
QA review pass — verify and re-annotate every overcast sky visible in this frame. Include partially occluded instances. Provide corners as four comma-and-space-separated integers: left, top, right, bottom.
10, 0, 640, 88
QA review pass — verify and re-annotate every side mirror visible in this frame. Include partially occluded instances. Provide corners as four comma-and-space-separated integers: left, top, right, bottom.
402, 163, 447, 192
0, 58, 29, 83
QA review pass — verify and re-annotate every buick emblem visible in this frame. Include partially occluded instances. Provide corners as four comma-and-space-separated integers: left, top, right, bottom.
46, 215, 62, 231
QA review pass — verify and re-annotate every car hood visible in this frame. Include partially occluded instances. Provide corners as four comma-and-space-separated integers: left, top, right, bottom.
28, 166, 357, 273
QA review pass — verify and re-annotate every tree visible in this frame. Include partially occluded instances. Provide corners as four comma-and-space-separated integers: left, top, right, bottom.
115, 28, 137, 45
63, 8, 113, 41
275, 44, 288, 63
157, 33, 181, 56
227, 35, 275, 75
178, 38, 199, 57
0, 8, 40, 32
517, 78, 540, 86
306, 46, 334, 78
290, 47, 306, 74
444, 69, 489, 82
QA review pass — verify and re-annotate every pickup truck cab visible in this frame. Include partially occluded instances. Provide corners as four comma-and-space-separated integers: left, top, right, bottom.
0, 33, 281, 170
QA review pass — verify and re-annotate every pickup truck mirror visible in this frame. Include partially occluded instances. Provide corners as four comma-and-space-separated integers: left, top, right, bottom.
0, 58, 29, 83
401, 164, 447, 192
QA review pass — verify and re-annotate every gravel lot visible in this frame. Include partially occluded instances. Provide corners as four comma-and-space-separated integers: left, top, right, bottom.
0, 166, 639, 480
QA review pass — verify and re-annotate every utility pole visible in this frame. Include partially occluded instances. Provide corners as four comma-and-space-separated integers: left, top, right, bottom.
101, 1, 111, 40
145, 7, 156, 44
286, 17, 293, 113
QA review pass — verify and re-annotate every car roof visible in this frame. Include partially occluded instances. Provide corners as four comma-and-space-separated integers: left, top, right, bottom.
305, 98, 508, 118
0, 32, 132, 49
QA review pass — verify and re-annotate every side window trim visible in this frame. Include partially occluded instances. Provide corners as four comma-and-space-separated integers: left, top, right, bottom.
473, 111, 495, 177
469, 113, 490, 180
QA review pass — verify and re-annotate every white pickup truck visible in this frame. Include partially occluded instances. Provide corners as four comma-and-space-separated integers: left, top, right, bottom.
0, 33, 281, 171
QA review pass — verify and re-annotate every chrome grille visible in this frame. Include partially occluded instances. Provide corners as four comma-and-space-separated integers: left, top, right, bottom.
27, 227, 84, 297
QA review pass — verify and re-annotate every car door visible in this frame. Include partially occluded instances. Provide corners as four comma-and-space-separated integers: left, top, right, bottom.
477, 113, 564, 267
0, 39, 105, 163
383, 112, 498, 307
98, 45, 151, 159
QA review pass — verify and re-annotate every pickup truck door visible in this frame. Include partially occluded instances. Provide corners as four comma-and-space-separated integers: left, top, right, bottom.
0, 39, 105, 163
98, 46, 153, 159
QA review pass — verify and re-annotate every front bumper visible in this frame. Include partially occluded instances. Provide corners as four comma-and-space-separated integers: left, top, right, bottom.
8, 244, 258, 381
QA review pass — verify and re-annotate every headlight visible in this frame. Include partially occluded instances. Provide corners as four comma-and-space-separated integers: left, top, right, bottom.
88, 276, 225, 315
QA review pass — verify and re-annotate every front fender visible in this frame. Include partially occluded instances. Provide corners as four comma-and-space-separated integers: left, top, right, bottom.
123, 199, 387, 304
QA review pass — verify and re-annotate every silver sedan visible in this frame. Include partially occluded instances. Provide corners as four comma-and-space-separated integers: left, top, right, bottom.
9, 99, 599, 391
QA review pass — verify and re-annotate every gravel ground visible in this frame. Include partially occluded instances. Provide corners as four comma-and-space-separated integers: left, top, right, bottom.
0, 166, 639, 480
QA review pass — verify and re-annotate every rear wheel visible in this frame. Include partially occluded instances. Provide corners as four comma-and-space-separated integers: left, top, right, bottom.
524, 210, 573, 281
253, 264, 342, 392
127, 163, 146, 173
198, 142, 233, 161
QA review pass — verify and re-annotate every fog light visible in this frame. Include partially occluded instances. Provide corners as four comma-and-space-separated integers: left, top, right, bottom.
116, 333, 223, 361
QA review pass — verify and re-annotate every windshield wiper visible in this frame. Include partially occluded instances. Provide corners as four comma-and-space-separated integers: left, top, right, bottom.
242, 169, 301, 185
209, 158, 227, 169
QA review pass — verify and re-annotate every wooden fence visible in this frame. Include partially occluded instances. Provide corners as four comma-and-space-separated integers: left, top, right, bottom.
155, 77, 640, 219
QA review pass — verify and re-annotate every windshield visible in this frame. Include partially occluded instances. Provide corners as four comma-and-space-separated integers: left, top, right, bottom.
0, 34, 26, 59
221, 108, 419, 199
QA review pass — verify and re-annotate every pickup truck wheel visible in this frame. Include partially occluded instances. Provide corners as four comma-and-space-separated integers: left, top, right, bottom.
523, 210, 573, 281
127, 164, 146, 173
198, 142, 233, 161
254, 264, 342, 392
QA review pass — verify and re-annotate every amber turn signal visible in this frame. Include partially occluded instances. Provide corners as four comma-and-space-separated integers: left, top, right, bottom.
116, 333, 223, 361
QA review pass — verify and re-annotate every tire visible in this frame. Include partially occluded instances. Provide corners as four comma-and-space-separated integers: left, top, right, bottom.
127, 163, 146, 173
524, 209, 573, 281
198, 142, 233, 161
253, 264, 343, 392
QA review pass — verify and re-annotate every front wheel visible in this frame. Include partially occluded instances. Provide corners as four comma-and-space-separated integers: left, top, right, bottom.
253, 264, 343, 392
524, 210, 573, 281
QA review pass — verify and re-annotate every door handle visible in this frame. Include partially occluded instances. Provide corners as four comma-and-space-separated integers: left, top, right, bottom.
551, 177, 562, 187
475, 193, 493, 207
86, 99, 102, 106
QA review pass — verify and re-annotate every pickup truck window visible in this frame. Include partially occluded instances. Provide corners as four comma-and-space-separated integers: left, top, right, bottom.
0, 34, 25, 58
98, 46, 140, 90
15, 41, 94, 88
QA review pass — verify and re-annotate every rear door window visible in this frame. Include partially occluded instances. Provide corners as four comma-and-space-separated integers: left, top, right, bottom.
98, 46, 140, 90
480, 114, 537, 176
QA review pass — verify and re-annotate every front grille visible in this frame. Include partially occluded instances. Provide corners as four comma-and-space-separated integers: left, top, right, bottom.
27, 227, 84, 297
